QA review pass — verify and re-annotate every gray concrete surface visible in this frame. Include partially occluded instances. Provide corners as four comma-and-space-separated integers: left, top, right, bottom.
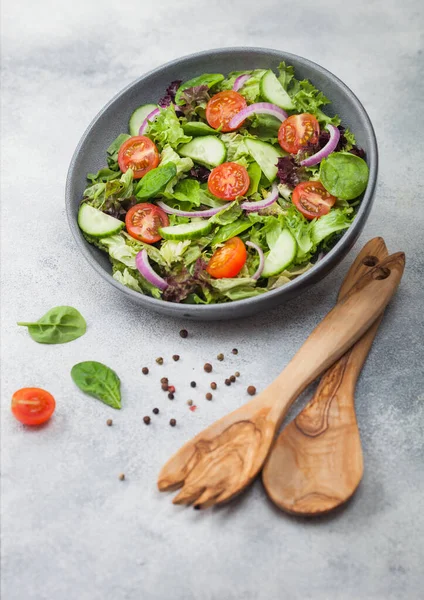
1, 1, 424, 599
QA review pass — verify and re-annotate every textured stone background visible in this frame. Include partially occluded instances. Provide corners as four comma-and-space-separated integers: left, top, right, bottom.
1, 1, 423, 599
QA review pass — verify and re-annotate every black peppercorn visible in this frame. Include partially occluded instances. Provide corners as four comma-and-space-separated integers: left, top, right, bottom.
204, 363, 212, 373
143, 416, 151, 425
206, 393, 212, 401
152, 408, 159, 415
172, 354, 180, 361
225, 379, 231, 386
179, 329, 188, 338
247, 386, 256, 396
160, 377, 168, 384
210, 382, 217, 390
142, 367, 149, 375
170, 418, 177, 427
232, 348, 238, 355
230, 375, 236, 383
190, 381, 196, 388
161, 383, 169, 391
168, 393, 174, 400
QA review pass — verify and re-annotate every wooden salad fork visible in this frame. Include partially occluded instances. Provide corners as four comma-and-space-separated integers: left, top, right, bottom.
262, 238, 391, 516
158, 246, 405, 509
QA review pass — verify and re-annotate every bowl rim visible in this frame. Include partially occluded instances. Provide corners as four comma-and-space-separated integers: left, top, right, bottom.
66, 46, 378, 317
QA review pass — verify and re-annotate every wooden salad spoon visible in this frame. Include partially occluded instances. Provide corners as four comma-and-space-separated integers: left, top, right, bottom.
262, 238, 390, 516
158, 248, 405, 509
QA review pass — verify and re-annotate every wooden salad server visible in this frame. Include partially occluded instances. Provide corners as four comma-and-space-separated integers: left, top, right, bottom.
158, 247, 405, 509
262, 238, 392, 516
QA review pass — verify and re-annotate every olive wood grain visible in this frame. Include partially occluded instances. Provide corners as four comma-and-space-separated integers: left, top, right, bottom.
262, 238, 391, 515
158, 247, 405, 509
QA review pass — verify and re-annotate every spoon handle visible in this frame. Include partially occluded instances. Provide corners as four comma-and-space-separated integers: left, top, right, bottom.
269, 252, 405, 425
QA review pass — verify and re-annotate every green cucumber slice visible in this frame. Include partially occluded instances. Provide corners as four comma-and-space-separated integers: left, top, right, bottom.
78, 204, 124, 238
261, 229, 297, 277
182, 122, 219, 136
245, 138, 284, 182
260, 70, 294, 110
159, 220, 212, 240
128, 104, 157, 136
179, 136, 227, 168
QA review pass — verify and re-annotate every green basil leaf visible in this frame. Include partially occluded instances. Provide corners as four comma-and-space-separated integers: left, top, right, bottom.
71, 361, 121, 409
17, 306, 87, 344
175, 74, 224, 105
320, 152, 369, 200
135, 162, 177, 199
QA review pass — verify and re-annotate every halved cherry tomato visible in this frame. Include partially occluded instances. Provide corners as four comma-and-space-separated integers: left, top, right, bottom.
206, 237, 247, 279
118, 136, 160, 179
206, 91, 247, 132
292, 181, 337, 220
208, 162, 250, 201
278, 113, 320, 154
11, 388, 56, 426
125, 203, 169, 243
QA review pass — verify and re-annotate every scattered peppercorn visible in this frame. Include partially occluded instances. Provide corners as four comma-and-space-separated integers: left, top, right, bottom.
142, 367, 149, 375
187, 399, 193, 406
119, 473, 125, 481
230, 375, 236, 383
235, 371, 240, 378
160, 377, 168, 384
106, 419, 113, 426
168, 392, 174, 400
204, 363, 212, 373
189, 405, 197, 412
210, 382, 217, 390
179, 329, 188, 338
156, 357, 164, 365
232, 348, 238, 355
172, 354, 180, 361
143, 416, 151, 425
247, 386, 256, 396
161, 383, 169, 391
153, 408, 159, 415
225, 379, 231, 386
217, 353, 224, 361
168, 385, 175, 394
190, 381, 196, 388
170, 418, 177, 427
206, 393, 213, 401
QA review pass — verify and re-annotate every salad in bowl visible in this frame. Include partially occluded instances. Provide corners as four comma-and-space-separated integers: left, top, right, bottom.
77, 62, 369, 305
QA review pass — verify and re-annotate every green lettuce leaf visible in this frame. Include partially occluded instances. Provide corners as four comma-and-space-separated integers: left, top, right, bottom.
159, 240, 191, 265
311, 208, 353, 245
247, 114, 281, 143
111, 262, 161, 298
147, 105, 191, 151
220, 133, 252, 166
277, 61, 295, 90
87, 167, 121, 184
83, 169, 133, 210
172, 179, 202, 206
210, 219, 253, 246
217, 69, 267, 104
209, 202, 242, 226
107, 133, 131, 169
291, 80, 341, 126
160, 145, 193, 174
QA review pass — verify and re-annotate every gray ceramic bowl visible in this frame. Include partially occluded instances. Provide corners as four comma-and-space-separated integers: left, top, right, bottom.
66, 47, 377, 320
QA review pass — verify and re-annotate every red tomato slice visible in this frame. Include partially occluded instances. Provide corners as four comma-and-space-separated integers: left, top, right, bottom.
206, 237, 247, 279
208, 162, 250, 201
125, 203, 169, 243
278, 113, 320, 154
206, 91, 247, 132
11, 388, 56, 426
118, 136, 160, 179
292, 181, 337, 220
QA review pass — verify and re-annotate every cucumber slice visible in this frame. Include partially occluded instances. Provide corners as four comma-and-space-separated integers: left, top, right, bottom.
245, 138, 284, 182
179, 136, 226, 168
260, 70, 294, 110
78, 204, 124, 238
128, 104, 157, 136
261, 229, 297, 277
182, 122, 219, 136
159, 220, 212, 241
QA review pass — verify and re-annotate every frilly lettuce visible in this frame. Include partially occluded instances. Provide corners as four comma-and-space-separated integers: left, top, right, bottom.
217, 69, 267, 104
147, 105, 191, 151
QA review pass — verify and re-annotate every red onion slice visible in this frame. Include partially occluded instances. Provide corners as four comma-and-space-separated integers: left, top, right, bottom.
240, 183, 278, 212
156, 201, 225, 218
135, 249, 168, 290
299, 124, 340, 167
229, 102, 288, 129
139, 108, 161, 135
246, 241, 264, 280
233, 74, 251, 92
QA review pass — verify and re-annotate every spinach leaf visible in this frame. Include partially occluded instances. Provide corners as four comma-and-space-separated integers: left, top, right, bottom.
320, 152, 369, 200
247, 162, 262, 196
87, 167, 121, 183
175, 74, 224, 105
211, 219, 253, 246
17, 306, 86, 344
71, 361, 121, 409
135, 162, 177, 198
